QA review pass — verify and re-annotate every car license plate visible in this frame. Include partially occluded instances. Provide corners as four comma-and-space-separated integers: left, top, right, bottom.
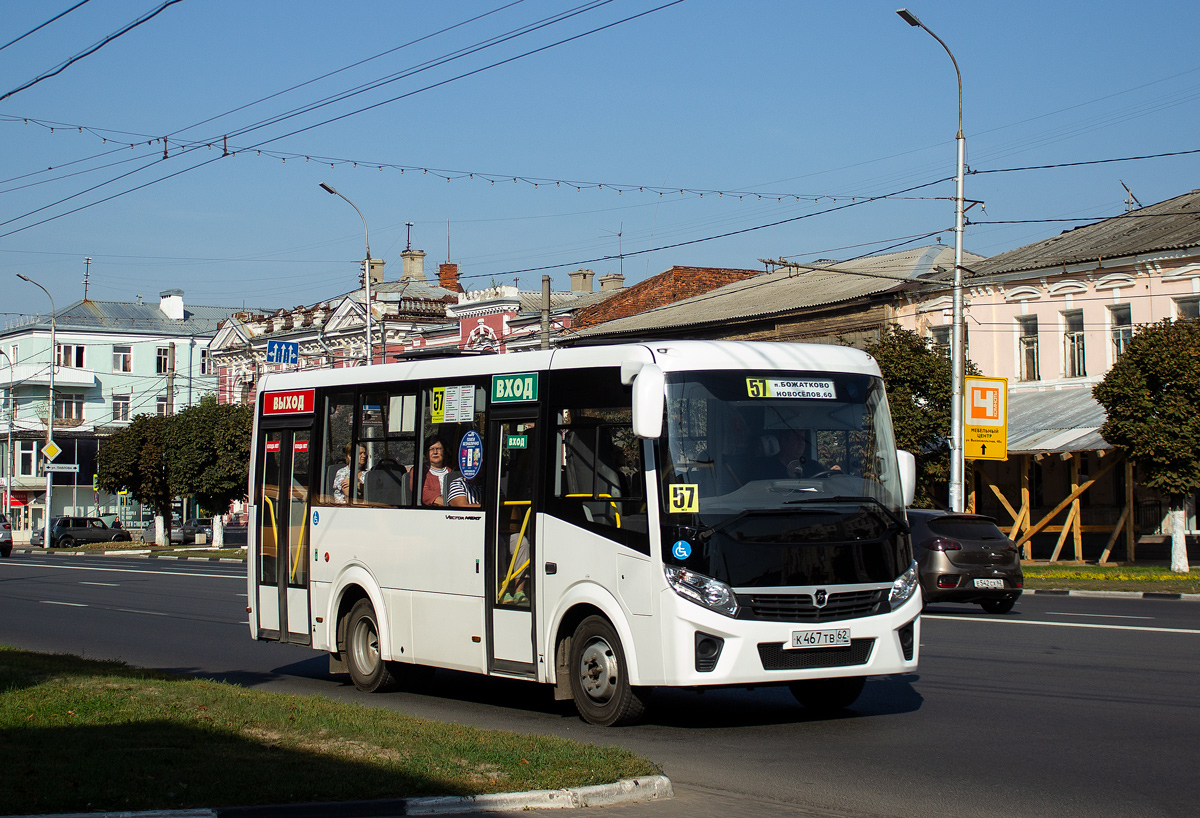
789, 628, 850, 649
974, 578, 1005, 589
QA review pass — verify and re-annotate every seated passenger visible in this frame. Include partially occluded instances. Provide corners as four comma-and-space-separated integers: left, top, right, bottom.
446, 474, 481, 508
411, 437, 458, 506
750, 430, 828, 480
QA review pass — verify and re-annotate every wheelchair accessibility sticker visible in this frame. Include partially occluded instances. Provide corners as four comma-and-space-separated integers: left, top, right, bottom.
673, 540, 692, 559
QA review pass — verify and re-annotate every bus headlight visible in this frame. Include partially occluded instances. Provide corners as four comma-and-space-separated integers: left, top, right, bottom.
889, 560, 920, 607
665, 566, 739, 618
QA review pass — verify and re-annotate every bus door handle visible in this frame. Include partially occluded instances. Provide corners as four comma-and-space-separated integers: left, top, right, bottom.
545, 562, 557, 575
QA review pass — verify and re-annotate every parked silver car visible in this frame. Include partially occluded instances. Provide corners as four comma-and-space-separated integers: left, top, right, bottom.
1, 512, 12, 558
908, 508, 1023, 614
142, 517, 183, 545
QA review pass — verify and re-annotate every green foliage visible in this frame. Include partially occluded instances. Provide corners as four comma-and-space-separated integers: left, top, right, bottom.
97, 395, 253, 520
97, 414, 173, 521
1093, 317, 1200, 501
862, 326, 979, 507
165, 395, 254, 514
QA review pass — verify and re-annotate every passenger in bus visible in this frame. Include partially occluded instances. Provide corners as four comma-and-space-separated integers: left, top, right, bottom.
412, 437, 458, 506
446, 474, 481, 508
334, 444, 368, 503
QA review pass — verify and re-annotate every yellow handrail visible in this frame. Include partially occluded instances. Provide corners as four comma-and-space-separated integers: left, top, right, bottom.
289, 500, 309, 582
498, 505, 531, 601
563, 493, 621, 528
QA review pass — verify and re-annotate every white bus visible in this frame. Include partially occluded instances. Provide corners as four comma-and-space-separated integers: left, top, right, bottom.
247, 340, 921, 726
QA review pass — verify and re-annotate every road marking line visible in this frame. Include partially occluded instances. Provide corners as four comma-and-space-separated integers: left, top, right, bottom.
40, 600, 86, 607
80, 581, 120, 587
115, 608, 170, 617
0, 561, 237, 579
1048, 611, 1153, 620
924, 614, 1200, 635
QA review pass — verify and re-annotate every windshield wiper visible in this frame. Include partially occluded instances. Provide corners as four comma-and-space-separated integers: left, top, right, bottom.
782, 495, 910, 533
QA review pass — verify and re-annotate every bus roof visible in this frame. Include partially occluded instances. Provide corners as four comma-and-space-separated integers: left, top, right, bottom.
255, 340, 882, 396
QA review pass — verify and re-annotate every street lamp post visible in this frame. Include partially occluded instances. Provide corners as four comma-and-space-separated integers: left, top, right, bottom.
319, 183, 374, 366
0, 348, 12, 522
897, 7, 967, 513
17, 274, 56, 546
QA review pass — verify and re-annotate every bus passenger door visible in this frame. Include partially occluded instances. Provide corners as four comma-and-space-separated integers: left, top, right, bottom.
254, 428, 312, 645
487, 417, 537, 676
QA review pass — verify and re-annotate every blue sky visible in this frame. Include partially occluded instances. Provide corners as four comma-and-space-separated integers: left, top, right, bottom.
3, 0, 1199, 319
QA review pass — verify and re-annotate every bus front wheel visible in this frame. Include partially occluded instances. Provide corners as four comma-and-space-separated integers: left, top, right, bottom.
789, 676, 865, 713
568, 616, 647, 727
345, 599, 398, 693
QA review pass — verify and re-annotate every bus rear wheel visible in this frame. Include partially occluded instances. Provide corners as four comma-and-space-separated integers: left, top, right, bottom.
568, 616, 647, 727
345, 599, 398, 693
789, 676, 866, 713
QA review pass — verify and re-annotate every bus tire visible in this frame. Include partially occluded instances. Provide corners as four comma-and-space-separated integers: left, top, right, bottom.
569, 615, 647, 727
789, 676, 866, 713
345, 599, 398, 693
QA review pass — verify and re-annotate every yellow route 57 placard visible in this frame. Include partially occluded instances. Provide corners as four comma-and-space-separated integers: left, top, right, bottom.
668, 484, 700, 513
964, 376, 1008, 461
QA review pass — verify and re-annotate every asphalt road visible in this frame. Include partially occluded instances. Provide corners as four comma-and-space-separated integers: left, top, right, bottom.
1, 551, 1198, 818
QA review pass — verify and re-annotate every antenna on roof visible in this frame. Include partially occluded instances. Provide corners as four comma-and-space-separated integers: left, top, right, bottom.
602, 223, 624, 280
82, 257, 92, 300
405, 222, 415, 251
1120, 180, 1142, 212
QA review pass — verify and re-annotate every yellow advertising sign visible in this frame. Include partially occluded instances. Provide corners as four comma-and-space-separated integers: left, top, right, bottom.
964, 376, 1008, 461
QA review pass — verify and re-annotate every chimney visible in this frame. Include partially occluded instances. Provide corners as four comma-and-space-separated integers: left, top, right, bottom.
401, 249, 427, 282
159, 289, 184, 320
598, 273, 625, 292
438, 262, 462, 293
362, 258, 385, 286
568, 269, 595, 293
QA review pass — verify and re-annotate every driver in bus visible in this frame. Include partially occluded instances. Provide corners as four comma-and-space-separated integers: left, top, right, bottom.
754, 429, 828, 480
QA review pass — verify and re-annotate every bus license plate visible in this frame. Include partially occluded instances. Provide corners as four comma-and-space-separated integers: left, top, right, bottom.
789, 628, 850, 649
974, 578, 1005, 589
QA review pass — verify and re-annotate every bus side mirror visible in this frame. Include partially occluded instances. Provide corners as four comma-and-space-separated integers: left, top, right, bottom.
897, 450, 916, 507
626, 363, 665, 439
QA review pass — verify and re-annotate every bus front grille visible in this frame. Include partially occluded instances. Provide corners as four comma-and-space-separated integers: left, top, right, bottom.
741, 590, 886, 622
757, 638, 875, 670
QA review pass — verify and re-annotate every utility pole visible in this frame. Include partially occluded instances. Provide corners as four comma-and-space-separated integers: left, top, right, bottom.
82, 257, 92, 300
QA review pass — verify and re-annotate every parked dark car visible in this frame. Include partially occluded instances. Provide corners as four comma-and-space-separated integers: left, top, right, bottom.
29, 516, 133, 548
1, 512, 12, 558
181, 518, 213, 544
907, 509, 1023, 614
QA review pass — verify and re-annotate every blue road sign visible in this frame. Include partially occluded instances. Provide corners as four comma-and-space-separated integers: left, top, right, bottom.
266, 340, 299, 365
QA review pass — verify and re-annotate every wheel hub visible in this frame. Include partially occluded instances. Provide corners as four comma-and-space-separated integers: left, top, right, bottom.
578, 637, 617, 702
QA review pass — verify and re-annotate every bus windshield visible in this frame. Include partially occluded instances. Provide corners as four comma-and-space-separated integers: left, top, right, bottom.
659, 369, 908, 586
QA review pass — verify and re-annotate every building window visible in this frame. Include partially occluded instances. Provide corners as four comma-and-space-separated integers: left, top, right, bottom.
113, 345, 132, 373
156, 395, 168, 416
18, 440, 37, 477
929, 325, 951, 358
156, 347, 170, 374
1176, 296, 1199, 320
199, 349, 209, 375
1018, 316, 1039, 382
239, 381, 255, 404
1063, 310, 1085, 378
112, 394, 130, 422
56, 344, 85, 368
1110, 304, 1132, 360
55, 392, 85, 421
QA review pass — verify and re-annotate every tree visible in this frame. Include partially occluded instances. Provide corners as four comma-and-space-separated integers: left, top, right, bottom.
97, 414, 173, 536
165, 395, 253, 545
862, 326, 979, 508
1093, 318, 1200, 573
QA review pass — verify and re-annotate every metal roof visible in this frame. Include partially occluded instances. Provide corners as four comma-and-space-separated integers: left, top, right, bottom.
969, 188, 1200, 279
572, 245, 983, 338
1007, 387, 1110, 455
1, 298, 272, 338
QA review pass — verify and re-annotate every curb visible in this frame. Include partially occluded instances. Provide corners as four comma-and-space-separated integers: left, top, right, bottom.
1024, 588, 1200, 601
8, 547, 244, 563
8, 776, 674, 818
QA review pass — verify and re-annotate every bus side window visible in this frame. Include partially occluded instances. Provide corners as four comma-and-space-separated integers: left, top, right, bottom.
361, 391, 417, 508
318, 392, 355, 505
556, 407, 644, 535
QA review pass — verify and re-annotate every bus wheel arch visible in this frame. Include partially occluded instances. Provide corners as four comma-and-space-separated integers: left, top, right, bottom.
565, 613, 648, 726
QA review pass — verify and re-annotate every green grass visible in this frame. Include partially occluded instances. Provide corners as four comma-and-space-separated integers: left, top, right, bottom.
0, 648, 657, 815
1023, 563, 1200, 594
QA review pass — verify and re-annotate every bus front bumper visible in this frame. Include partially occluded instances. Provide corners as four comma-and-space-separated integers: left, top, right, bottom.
652, 589, 921, 688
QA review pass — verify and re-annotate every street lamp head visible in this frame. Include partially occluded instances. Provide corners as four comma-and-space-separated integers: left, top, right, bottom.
319, 182, 338, 196
896, 8, 922, 27
16, 273, 31, 283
